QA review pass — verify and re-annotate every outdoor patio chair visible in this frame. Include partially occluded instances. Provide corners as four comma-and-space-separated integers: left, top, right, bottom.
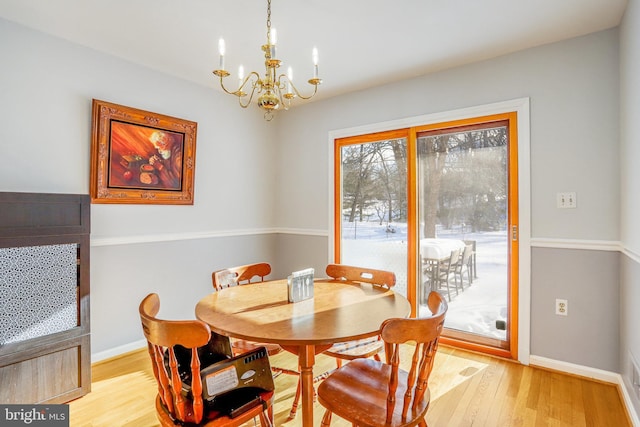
455, 244, 474, 288
463, 239, 477, 279
436, 248, 461, 301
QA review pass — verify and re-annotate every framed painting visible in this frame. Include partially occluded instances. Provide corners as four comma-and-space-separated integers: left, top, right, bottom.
90, 99, 197, 204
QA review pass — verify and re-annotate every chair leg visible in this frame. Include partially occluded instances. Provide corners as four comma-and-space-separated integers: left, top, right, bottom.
288, 378, 302, 419
271, 366, 300, 377
320, 410, 333, 427
259, 409, 273, 427
453, 273, 459, 295
444, 277, 451, 302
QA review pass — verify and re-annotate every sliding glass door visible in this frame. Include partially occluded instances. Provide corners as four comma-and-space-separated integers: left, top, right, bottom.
335, 130, 410, 298
416, 116, 517, 355
334, 112, 519, 359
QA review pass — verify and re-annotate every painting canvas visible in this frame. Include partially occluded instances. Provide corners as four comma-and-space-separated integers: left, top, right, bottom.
90, 99, 197, 204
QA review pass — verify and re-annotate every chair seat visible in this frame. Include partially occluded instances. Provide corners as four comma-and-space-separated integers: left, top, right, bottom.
322, 337, 383, 360
317, 359, 430, 427
230, 339, 282, 356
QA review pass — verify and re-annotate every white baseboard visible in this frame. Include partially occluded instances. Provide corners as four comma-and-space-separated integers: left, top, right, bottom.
91, 339, 146, 363
530, 355, 640, 426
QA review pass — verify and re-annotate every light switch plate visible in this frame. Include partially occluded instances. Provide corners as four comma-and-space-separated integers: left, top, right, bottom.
557, 192, 577, 209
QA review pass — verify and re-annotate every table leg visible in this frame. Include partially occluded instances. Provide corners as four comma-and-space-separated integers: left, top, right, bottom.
298, 345, 316, 427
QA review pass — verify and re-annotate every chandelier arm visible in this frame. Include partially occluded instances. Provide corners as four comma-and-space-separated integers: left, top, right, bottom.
239, 71, 261, 94
276, 85, 290, 111
238, 84, 258, 109
277, 74, 319, 100
216, 74, 241, 96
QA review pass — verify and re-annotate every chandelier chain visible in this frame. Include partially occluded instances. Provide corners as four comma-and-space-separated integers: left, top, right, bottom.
266, 0, 272, 43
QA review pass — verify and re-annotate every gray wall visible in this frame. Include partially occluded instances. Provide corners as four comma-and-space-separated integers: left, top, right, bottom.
619, 0, 640, 416
530, 248, 619, 369
91, 234, 278, 352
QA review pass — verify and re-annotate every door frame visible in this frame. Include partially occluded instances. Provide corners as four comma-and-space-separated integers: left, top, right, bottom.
328, 98, 531, 364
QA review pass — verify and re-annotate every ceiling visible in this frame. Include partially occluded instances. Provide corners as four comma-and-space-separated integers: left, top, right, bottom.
0, 0, 629, 103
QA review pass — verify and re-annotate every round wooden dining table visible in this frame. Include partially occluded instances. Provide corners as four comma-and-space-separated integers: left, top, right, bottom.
195, 278, 411, 427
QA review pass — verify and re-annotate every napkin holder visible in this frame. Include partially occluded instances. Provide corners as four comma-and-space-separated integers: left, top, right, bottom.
287, 268, 314, 303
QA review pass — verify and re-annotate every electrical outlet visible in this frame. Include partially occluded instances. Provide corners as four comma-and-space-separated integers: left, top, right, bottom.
557, 192, 577, 209
555, 299, 568, 316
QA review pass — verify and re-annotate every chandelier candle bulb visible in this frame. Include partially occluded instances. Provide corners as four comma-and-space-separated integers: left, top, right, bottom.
218, 38, 226, 70
238, 65, 244, 88
312, 47, 319, 78
269, 28, 277, 58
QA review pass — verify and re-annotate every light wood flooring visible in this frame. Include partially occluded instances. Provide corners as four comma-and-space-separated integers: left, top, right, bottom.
68, 345, 632, 426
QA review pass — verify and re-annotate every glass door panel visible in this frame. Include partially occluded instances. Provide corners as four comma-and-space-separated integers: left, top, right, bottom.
417, 122, 510, 347
337, 136, 409, 298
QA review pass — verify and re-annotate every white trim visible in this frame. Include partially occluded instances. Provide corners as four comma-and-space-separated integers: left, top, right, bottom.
532, 238, 621, 251
90, 227, 328, 247
530, 355, 640, 426
274, 228, 329, 237
327, 97, 532, 365
516, 98, 532, 366
621, 379, 640, 427
90, 227, 630, 255
91, 339, 146, 363
327, 129, 337, 264
530, 354, 621, 383
328, 98, 533, 139
622, 246, 640, 264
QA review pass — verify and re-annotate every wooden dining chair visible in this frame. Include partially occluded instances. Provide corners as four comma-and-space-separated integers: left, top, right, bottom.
211, 262, 272, 290
323, 263, 396, 365
138, 293, 274, 427
211, 263, 299, 376
288, 264, 397, 418
317, 291, 448, 427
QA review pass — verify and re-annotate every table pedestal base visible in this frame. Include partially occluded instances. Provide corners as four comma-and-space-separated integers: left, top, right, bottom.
281, 344, 332, 427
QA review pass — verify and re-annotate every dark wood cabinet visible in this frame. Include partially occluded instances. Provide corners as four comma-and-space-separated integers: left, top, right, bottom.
0, 192, 91, 403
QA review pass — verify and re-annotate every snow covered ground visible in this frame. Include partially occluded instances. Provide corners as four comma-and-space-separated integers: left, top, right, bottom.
341, 221, 508, 340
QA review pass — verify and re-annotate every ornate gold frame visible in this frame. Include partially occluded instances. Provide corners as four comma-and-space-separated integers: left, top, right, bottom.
90, 99, 197, 205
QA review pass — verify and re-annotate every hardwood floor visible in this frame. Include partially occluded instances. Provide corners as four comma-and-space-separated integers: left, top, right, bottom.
69, 345, 632, 426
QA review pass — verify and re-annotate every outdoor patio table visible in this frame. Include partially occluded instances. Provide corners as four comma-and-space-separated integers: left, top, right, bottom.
420, 238, 466, 260
420, 238, 467, 298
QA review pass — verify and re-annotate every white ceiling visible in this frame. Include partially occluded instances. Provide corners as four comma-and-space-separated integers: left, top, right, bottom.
0, 0, 628, 103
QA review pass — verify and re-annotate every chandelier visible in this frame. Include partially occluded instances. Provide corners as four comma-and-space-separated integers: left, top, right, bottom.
212, 0, 322, 121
